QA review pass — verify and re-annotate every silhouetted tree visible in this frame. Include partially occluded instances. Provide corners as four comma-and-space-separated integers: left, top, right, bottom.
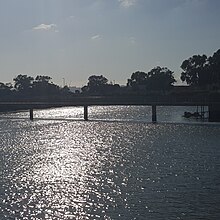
127, 67, 175, 92
13, 74, 34, 93
180, 55, 208, 86
32, 75, 60, 96
0, 82, 13, 98
85, 75, 108, 94
81, 85, 89, 93
207, 49, 220, 88
127, 71, 148, 87
0, 82, 12, 90
88, 75, 108, 87
146, 66, 176, 91
35, 75, 52, 83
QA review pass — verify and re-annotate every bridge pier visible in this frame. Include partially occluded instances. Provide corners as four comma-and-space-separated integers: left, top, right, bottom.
84, 105, 88, 121
152, 105, 157, 123
209, 104, 220, 122
30, 108, 34, 121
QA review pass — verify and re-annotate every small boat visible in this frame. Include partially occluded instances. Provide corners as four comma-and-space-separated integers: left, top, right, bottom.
183, 111, 201, 118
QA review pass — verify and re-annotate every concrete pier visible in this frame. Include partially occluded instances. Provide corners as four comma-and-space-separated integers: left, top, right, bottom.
209, 105, 220, 122
152, 105, 157, 123
84, 105, 88, 121
30, 108, 34, 121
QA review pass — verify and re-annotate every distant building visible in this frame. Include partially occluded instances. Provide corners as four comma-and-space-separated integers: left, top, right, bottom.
69, 86, 82, 93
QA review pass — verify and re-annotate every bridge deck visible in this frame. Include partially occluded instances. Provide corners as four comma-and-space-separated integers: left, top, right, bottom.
0, 100, 219, 107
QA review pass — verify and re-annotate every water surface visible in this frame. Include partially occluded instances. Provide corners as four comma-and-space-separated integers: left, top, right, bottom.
0, 106, 219, 219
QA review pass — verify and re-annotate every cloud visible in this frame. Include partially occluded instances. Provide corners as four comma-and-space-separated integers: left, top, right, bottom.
33, 24, 58, 32
118, 0, 137, 8
91, 35, 102, 40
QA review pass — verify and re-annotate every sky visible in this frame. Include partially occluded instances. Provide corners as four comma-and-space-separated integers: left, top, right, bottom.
0, 0, 220, 87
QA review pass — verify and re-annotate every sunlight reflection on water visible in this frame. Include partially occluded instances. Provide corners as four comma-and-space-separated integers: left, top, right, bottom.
0, 107, 219, 219
0, 105, 209, 123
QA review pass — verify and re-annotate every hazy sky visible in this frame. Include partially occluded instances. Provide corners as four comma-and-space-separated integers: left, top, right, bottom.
0, 0, 219, 86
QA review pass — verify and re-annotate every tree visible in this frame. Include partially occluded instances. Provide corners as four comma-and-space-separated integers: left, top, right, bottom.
86, 75, 108, 93
127, 71, 148, 88
88, 75, 108, 87
13, 74, 34, 93
81, 85, 89, 93
0, 82, 13, 98
146, 66, 176, 91
180, 55, 208, 86
127, 67, 176, 92
0, 82, 12, 90
207, 49, 220, 88
32, 75, 59, 96
35, 75, 52, 83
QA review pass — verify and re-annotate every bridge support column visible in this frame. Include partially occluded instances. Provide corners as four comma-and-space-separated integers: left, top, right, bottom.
209, 104, 220, 122
84, 105, 88, 121
152, 105, 157, 123
30, 108, 34, 121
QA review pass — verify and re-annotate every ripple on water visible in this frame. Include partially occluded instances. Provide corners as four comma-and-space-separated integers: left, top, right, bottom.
0, 118, 220, 219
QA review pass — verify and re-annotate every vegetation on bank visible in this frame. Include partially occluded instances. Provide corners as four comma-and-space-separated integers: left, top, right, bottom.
181, 49, 220, 88
0, 49, 219, 101
0, 75, 72, 101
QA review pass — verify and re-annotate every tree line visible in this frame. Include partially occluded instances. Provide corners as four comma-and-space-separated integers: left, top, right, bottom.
0, 75, 71, 101
82, 49, 220, 95
0, 48, 219, 100
81, 66, 176, 95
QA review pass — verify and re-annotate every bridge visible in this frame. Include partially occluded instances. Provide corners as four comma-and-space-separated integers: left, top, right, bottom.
1, 97, 220, 122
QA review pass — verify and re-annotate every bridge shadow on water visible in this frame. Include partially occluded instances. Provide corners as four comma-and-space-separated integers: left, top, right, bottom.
0, 116, 219, 127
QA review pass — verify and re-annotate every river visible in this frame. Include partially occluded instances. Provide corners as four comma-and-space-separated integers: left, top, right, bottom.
0, 106, 220, 219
